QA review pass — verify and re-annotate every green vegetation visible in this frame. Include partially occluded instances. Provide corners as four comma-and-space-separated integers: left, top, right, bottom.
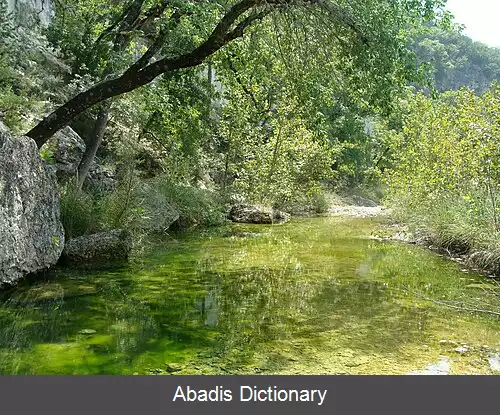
0, 0, 497, 259
384, 86, 499, 273
2, 217, 500, 375
1, 0, 500, 376
0, 0, 497, 271
410, 25, 500, 93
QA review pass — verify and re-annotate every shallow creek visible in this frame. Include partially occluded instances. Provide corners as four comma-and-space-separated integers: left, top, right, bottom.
1, 216, 500, 375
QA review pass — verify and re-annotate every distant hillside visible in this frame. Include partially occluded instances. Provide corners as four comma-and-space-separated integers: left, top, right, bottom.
411, 26, 500, 93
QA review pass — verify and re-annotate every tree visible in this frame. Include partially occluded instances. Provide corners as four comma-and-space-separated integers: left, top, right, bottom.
26, 0, 445, 151
410, 25, 500, 93
385, 85, 500, 246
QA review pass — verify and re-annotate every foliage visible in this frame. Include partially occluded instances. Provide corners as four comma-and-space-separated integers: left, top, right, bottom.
59, 182, 101, 239
148, 179, 228, 228
385, 86, 500, 250
410, 25, 500, 93
0, 0, 67, 133
215, 88, 336, 210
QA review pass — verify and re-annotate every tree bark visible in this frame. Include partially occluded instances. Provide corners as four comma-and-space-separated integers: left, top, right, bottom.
77, 101, 111, 188
75, 0, 151, 185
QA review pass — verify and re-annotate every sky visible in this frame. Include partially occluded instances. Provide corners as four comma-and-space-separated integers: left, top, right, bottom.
444, 0, 500, 47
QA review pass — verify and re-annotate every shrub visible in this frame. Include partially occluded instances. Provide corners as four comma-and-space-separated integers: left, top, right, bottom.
385, 86, 500, 252
148, 179, 228, 229
59, 182, 100, 239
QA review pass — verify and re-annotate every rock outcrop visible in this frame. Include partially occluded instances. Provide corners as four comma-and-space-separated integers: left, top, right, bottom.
351, 195, 378, 207
62, 229, 132, 264
86, 161, 116, 192
41, 127, 117, 192
0, 126, 65, 285
229, 204, 290, 224
41, 126, 86, 181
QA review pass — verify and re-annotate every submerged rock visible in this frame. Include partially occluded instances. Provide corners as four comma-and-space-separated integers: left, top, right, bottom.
78, 329, 97, 335
0, 127, 65, 286
407, 357, 450, 375
62, 229, 132, 264
229, 204, 290, 224
166, 363, 184, 373
454, 345, 469, 354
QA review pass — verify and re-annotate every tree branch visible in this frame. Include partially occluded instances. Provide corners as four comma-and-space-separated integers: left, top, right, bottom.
28, 0, 265, 146
26, 0, 368, 147
308, 0, 369, 45
124, 10, 186, 74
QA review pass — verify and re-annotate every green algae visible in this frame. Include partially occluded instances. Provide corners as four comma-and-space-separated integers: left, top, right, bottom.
1, 216, 500, 375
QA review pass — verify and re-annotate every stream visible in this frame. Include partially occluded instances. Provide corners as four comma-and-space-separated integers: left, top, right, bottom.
1, 216, 500, 375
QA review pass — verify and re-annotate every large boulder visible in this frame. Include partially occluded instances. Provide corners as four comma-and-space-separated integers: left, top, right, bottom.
229, 204, 290, 224
41, 126, 86, 181
0, 126, 65, 285
62, 229, 132, 264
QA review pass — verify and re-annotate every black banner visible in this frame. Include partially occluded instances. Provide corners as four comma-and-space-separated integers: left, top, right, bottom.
0, 376, 497, 414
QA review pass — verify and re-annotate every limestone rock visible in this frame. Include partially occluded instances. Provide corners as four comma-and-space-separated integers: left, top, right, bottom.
85, 161, 117, 193
41, 126, 86, 181
0, 128, 65, 285
229, 204, 290, 224
351, 195, 378, 207
166, 363, 184, 373
62, 229, 132, 264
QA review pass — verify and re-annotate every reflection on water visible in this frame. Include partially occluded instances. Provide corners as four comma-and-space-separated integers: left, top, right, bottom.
1, 216, 500, 374
408, 357, 450, 375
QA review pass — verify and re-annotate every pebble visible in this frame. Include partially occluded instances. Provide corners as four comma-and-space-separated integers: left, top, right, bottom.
166, 363, 184, 373
439, 339, 459, 346
454, 345, 469, 354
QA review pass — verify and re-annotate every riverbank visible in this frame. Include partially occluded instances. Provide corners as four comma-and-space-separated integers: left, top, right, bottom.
369, 219, 499, 279
325, 193, 498, 279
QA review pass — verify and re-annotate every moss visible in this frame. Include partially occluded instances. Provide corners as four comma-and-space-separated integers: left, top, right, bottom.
1, 217, 500, 374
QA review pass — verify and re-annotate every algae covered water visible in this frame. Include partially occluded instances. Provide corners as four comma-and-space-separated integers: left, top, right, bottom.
1, 216, 500, 375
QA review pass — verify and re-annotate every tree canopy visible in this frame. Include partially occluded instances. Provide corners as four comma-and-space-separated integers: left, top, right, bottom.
25, 0, 447, 147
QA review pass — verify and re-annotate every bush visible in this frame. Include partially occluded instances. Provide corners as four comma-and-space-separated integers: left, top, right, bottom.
59, 182, 100, 239
148, 179, 228, 229
385, 86, 499, 254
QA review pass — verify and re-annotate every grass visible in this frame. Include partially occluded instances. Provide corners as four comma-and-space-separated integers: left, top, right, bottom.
386, 190, 500, 276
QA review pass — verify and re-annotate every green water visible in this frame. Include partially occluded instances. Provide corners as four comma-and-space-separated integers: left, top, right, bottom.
1, 216, 500, 375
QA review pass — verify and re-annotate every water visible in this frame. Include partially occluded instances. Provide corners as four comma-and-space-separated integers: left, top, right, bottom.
1, 216, 500, 375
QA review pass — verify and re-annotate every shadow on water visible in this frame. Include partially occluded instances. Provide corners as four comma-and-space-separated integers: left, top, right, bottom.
1, 217, 500, 374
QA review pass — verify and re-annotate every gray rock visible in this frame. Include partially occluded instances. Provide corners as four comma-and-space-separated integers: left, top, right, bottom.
85, 161, 116, 192
454, 345, 469, 354
408, 357, 450, 375
41, 126, 86, 181
351, 195, 378, 207
62, 229, 132, 263
78, 329, 97, 335
0, 129, 65, 285
229, 204, 290, 224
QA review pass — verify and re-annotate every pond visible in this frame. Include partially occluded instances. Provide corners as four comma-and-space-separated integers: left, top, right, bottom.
1, 216, 500, 375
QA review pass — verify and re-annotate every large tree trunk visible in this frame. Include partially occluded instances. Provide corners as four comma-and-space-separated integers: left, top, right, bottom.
77, 101, 111, 187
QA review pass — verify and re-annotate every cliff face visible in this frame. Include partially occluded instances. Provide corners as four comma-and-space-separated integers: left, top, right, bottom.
7, 0, 54, 26
0, 123, 64, 286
